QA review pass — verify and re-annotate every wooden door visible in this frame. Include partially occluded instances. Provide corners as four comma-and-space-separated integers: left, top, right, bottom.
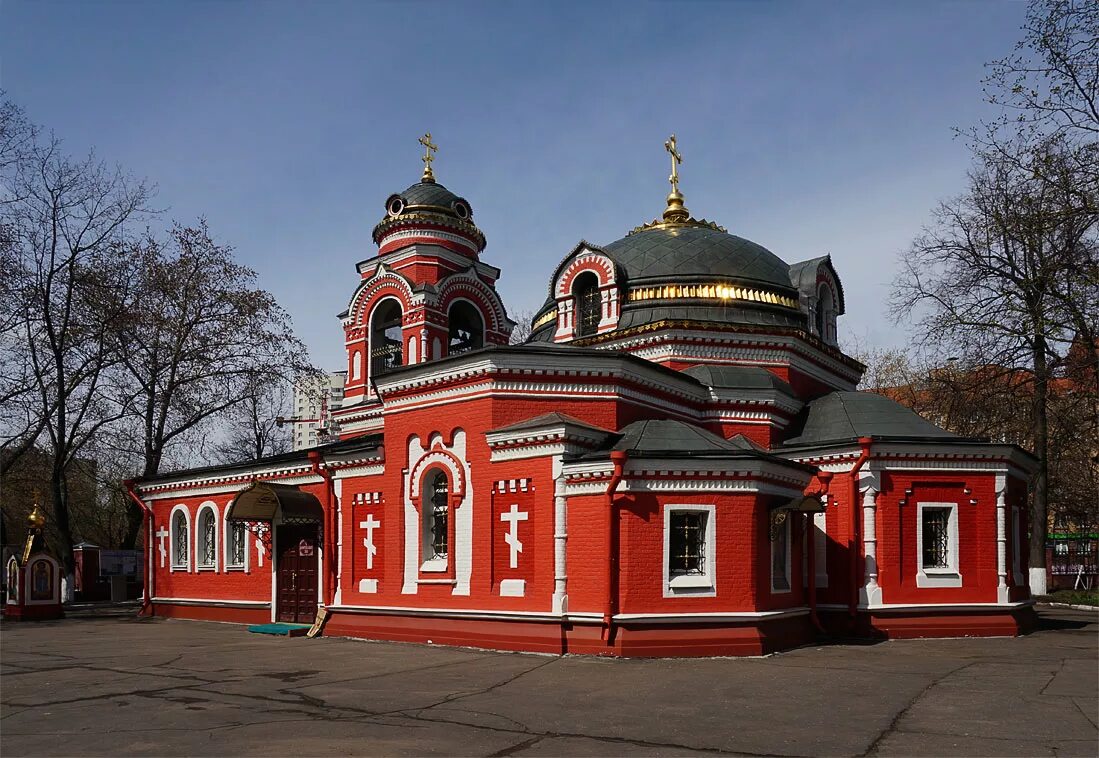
276, 524, 319, 623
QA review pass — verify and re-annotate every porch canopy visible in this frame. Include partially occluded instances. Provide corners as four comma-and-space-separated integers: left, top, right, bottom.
770, 495, 826, 514
225, 482, 324, 524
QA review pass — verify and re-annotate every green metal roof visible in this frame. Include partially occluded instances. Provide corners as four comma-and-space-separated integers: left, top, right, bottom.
781, 391, 958, 447
602, 226, 794, 290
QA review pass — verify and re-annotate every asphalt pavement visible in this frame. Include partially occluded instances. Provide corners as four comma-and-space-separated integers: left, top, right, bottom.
1, 607, 1096, 757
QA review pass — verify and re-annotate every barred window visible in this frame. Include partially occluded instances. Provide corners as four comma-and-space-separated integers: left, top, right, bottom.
199, 509, 217, 568
172, 510, 189, 569
228, 521, 246, 568
922, 507, 951, 569
669, 511, 706, 575
427, 471, 449, 561
574, 273, 600, 337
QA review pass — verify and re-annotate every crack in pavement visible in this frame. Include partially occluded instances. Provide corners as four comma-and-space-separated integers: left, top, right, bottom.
860, 661, 977, 757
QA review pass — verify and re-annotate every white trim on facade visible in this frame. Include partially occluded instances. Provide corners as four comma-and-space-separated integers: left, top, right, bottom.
663, 503, 717, 598
169, 504, 192, 572
916, 501, 962, 588
194, 501, 219, 572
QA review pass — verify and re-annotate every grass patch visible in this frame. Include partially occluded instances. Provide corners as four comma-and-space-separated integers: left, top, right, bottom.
1039, 588, 1099, 607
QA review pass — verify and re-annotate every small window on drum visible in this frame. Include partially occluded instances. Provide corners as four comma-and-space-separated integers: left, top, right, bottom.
452, 200, 470, 220
573, 272, 601, 337
387, 196, 405, 217
370, 300, 404, 378
448, 301, 484, 355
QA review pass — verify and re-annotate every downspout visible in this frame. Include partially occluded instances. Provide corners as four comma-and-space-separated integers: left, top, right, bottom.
806, 470, 833, 634
848, 437, 873, 619
123, 480, 154, 614
602, 450, 628, 643
307, 450, 337, 607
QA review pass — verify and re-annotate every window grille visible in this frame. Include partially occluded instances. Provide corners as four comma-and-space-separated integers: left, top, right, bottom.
200, 511, 216, 567
575, 276, 601, 337
922, 507, 950, 568
173, 511, 188, 567
229, 522, 246, 567
669, 511, 706, 575
429, 473, 449, 560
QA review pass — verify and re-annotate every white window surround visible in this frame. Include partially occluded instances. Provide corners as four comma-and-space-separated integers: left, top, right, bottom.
169, 504, 191, 572
771, 514, 792, 594
223, 506, 249, 572
916, 501, 962, 588
195, 502, 219, 572
662, 504, 716, 598
420, 469, 449, 574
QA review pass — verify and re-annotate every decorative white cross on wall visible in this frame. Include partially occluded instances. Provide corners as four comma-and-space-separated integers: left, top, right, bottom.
155, 527, 170, 568
500, 503, 528, 569
360, 515, 380, 570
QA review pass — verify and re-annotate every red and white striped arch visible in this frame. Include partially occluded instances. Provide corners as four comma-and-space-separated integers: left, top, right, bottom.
553, 250, 620, 341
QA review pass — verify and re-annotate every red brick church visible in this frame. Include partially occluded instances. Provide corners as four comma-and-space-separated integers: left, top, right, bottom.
127, 136, 1037, 656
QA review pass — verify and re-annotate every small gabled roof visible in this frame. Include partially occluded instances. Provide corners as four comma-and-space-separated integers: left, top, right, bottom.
781, 391, 958, 448
488, 412, 613, 436
682, 365, 797, 396
577, 418, 796, 464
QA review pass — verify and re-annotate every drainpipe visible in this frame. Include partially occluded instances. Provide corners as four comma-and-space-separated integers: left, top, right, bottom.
602, 450, 628, 644
308, 451, 337, 607
806, 471, 833, 634
123, 480, 154, 614
848, 438, 873, 620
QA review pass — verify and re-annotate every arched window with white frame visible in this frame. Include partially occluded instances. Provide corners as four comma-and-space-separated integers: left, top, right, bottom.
224, 506, 247, 571
170, 506, 191, 571
196, 503, 219, 571
573, 272, 601, 338
421, 469, 449, 571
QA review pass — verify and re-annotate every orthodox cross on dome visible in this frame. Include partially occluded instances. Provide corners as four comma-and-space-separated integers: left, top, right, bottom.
419, 132, 438, 183
661, 133, 690, 223
500, 503, 528, 569
665, 134, 682, 194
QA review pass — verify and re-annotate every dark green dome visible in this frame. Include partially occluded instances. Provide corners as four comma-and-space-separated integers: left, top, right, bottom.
383, 181, 474, 221
602, 225, 792, 289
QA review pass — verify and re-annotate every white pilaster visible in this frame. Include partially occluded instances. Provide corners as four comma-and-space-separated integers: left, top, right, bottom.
552, 457, 568, 614
995, 474, 1009, 603
860, 471, 882, 606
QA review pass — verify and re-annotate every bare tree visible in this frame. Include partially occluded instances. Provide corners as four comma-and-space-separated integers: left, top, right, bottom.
509, 309, 535, 344
211, 374, 293, 464
984, 0, 1098, 139
114, 222, 316, 547
891, 137, 1097, 593
2, 108, 151, 595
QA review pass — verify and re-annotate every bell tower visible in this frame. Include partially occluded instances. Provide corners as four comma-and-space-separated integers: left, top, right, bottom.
337, 135, 514, 418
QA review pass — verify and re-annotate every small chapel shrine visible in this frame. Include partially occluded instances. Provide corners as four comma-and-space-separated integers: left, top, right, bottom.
128, 136, 1037, 656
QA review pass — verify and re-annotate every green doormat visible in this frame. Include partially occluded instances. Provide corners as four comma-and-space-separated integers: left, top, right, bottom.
247, 623, 312, 637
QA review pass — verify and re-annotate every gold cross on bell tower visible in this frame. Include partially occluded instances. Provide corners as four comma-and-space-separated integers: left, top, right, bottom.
419, 132, 438, 183
662, 134, 690, 223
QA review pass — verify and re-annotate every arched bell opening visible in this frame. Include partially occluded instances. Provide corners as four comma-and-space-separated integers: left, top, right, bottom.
370, 299, 404, 378
448, 300, 484, 356
573, 272, 600, 338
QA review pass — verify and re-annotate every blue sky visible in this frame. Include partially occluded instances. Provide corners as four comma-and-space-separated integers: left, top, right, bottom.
2, 1, 1028, 371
